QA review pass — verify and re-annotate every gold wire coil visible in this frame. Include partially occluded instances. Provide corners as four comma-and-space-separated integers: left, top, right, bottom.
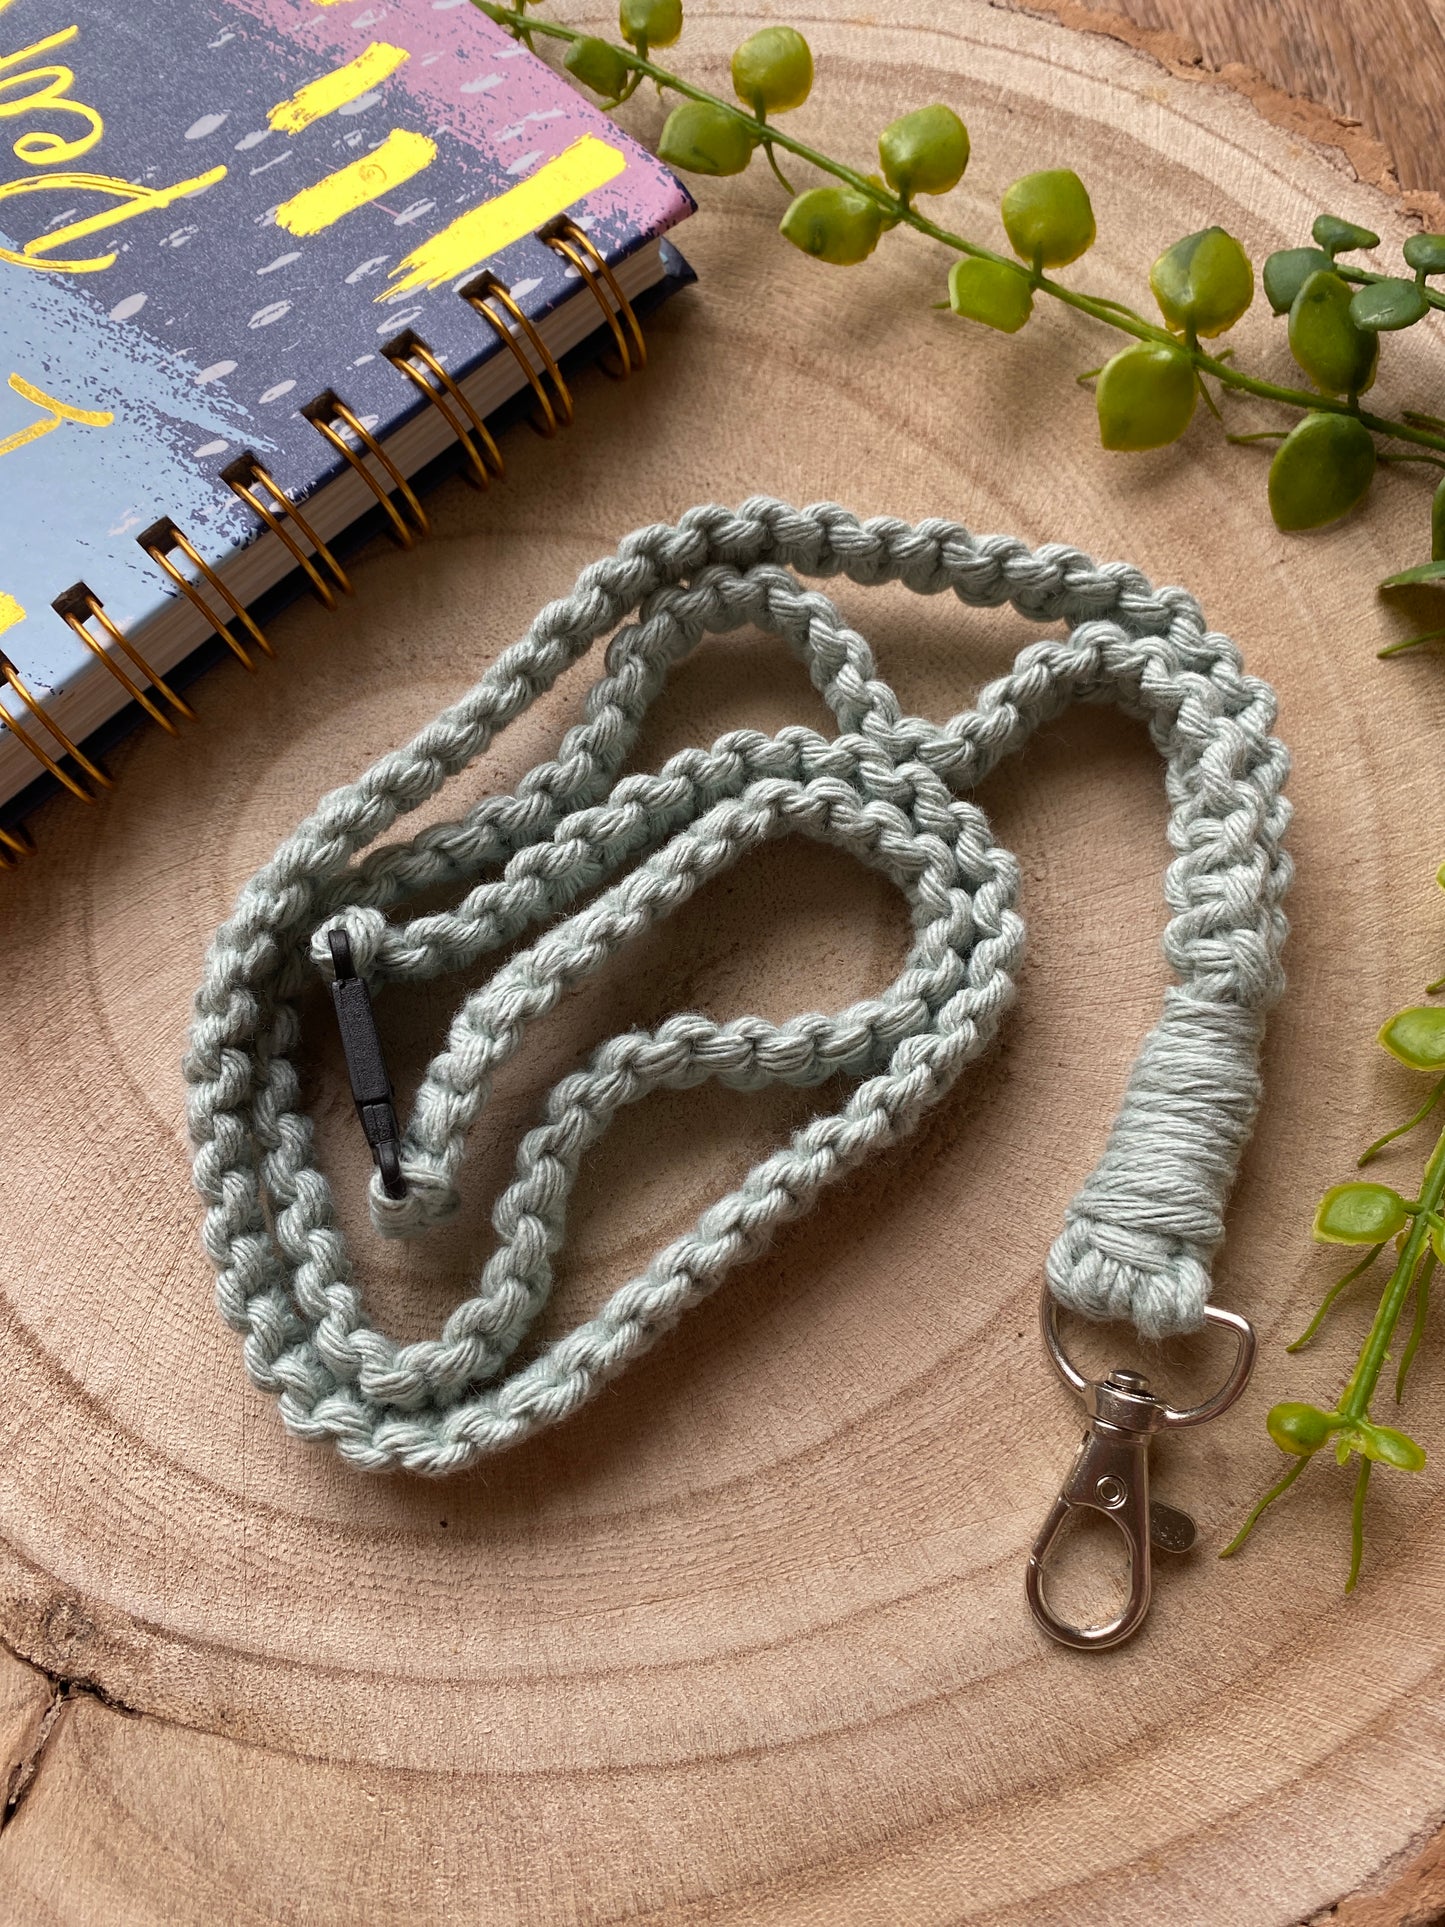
0, 648, 112, 802
540, 218, 647, 379
302, 391, 429, 547
140, 518, 274, 673
460, 269, 574, 436
0, 817, 35, 869
223, 455, 352, 611
53, 584, 195, 738
383, 329, 503, 489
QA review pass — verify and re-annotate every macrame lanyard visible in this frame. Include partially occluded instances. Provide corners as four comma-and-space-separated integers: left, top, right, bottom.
187, 501, 1291, 1506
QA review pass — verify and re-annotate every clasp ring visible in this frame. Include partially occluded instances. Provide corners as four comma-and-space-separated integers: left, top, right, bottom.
1026, 1286, 1256, 1651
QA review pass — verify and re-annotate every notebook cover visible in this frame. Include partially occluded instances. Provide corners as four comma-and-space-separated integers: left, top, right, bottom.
0, 0, 692, 718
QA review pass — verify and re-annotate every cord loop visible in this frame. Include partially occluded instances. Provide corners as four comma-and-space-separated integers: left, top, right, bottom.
187, 500, 1290, 1474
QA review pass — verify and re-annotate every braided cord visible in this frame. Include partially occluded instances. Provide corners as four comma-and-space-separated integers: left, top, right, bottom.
186, 500, 1290, 1475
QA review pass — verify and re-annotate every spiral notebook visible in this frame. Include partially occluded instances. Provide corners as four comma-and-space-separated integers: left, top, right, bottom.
0, 0, 695, 862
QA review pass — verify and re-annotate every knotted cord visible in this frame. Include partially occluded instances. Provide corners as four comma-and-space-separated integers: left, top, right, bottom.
186, 499, 1290, 1474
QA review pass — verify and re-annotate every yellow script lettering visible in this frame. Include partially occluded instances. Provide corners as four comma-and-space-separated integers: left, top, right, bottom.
0, 165, 227, 273
0, 372, 112, 458
0, 27, 105, 165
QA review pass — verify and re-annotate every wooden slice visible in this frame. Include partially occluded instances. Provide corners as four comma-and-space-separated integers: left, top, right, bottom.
3, 3, 1444, 1919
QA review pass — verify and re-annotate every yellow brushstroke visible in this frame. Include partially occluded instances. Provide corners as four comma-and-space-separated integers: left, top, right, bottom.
0, 592, 25, 636
381, 135, 627, 301
274, 128, 437, 238
268, 41, 409, 134
0, 166, 227, 274
309, 0, 360, 7
0, 373, 113, 457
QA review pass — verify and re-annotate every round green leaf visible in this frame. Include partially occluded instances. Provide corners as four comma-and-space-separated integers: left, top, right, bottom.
1350, 276, 1428, 331
1434, 475, 1445, 562
1262, 246, 1333, 316
1403, 232, 1445, 276
730, 26, 812, 114
1288, 270, 1379, 394
1312, 213, 1381, 257
1150, 226, 1254, 337
1268, 412, 1376, 531
1378, 1004, 1445, 1070
1000, 169, 1095, 269
946, 256, 1032, 332
1313, 1181, 1410, 1245
1267, 1401, 1337, 1456
656, 101, 755, 176
563, 35, 632, 98
618, 0, 683, 48
878, 105, 969, 200
779, 185, 883, 265
1095, 341, 1195, 450
1353, 1420, 1427, 1471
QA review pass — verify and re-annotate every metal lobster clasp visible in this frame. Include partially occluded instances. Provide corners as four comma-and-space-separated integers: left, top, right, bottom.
1025, 1288, 1256, 1651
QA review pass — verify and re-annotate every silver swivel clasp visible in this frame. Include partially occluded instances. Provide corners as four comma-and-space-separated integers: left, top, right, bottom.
1026, 1289, 1257, 1651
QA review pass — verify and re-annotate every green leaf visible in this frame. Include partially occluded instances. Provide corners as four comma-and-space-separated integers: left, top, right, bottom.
656, 101, 756, 176
1403, 232, 1445, 276
1262, 246, 1333, 315
1379, 1005, 1445, 1070
619, 0, 683, 49
1350, 277, 1428, 331
1288, 269, 1379, 394
731, 26, 812, 114
1312, 1181, 1410, 1244
1268, 412, 1376, 531
1149, 227, 1254, 337
563, 35, 633, 98
1266, 1401, 1337, 1456
946, 256, 1032, 332
1379, 559, 1445, 589
1351, 1421, 1427, 1471
779, 185, 883, 265
1000, 169, 1095, 268
1435, 474, 1445, 562
1095, 341, 1196, 450
878, 106, 969, 200
1312, 213, 1381, 257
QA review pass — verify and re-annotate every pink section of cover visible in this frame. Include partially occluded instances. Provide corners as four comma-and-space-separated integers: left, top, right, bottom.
226, 0, 692, 239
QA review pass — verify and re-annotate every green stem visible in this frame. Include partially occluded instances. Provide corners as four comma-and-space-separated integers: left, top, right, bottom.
1337, 1120, 1445, 1422
1346, 1457, 1372, 1591
1287, 1244, 1384, 1351
1395, 1249, 1435, 1401
1218, 1453, 1310, 1558
478, 1, 1445, 459
1379, 627, 1445, 659
1360, 1074, 1445, 1161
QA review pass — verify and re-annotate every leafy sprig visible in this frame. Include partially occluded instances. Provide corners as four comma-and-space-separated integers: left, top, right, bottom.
479, 0, 1445, 629
1222, 871, 1445, 1589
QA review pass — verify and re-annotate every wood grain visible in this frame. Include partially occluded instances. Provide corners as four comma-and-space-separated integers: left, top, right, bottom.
2, 2, 1445, 1921
1048, 0, 1445, 209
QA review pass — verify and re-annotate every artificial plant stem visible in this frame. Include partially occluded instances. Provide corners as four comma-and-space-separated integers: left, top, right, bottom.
478, 2, 1445, 460
1339, 1119, 1445, 1419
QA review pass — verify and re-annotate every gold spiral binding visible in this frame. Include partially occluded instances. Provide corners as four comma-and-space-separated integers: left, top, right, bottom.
540, 218, 647, 379
383, 330, 503, 488
52, 584, 195, 737
302, 391, 429, 547
0, 648, 112, 802
139, 518, 274, 673
0, 817, 35, 869
222, 454, 352, 610
460, 269, 574, 435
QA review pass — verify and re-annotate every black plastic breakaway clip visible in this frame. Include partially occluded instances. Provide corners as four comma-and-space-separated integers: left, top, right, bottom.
327, 928, 406, 1200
